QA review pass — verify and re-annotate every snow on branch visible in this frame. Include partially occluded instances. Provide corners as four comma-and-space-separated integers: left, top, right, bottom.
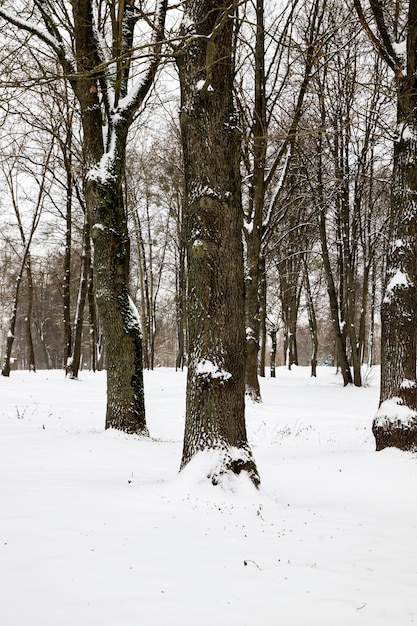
116, 0, 168, 119
0, 7, 66, 58
263, 146, 291, 230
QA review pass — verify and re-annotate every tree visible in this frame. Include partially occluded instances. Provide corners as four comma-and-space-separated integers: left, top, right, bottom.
236, 0, 326, 400
293, 3, 390, 386
354, 0, 417, 449
0, 0, 167, 433
128, 140, 176, 371
0, 136, 53, 376
176, 0, 259, 486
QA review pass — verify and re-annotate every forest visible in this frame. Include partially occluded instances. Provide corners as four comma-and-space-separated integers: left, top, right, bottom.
0, 0, 417, 483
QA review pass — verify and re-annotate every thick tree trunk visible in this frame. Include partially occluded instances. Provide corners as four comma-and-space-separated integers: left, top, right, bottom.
373, 3, 417, 451
87, 176, 147, 434
177, 0, 259, 486
374, 126, 417, 449
72, 0, 148, 434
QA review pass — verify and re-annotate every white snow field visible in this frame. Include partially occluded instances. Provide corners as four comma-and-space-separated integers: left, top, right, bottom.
1, 366, 416, 625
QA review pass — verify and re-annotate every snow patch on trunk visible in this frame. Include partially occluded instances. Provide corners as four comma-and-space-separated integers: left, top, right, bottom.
196, 359, 232, 382
374, 397, 417, 428
383, 270, 412, 302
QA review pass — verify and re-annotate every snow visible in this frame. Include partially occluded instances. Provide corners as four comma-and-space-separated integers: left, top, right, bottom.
384, 269, 411, 302
126, 295, 142, 332
190, 183, 222, 203
1, 366, 417, 625
393, 40, 407, 58
0, 8, 64, 55
374, 397, 417, 428
196, 358, 232, 381
400, 379, 417, 390
87, 130, 117, 184
196, 79, 214, 92
396, 122, 417, 142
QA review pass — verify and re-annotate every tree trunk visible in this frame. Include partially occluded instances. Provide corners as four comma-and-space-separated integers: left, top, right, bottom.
372, 1, 417, 450
304, 257, 318, 377
2, 253, 28, 376
69, 217, 90, 379
63, 150, 73, 372
319, 207, 353, 386
269, 328, 277, 378
175, 225, 187, 370
258, 255, 267, 378
70, 0, 160, 434
87, 254, 97, 371
25, 255, 36, 372
177, 0, 259, 486
134, 207, 151, 370
86, 174, 147, 433
244, 0, 266, 402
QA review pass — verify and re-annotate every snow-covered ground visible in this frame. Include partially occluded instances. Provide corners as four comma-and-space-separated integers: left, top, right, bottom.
1, 366, 416, 625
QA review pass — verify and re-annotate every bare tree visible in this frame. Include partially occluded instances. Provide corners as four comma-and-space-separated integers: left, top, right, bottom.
1, 141, 53, 375
176, 0, 259, 485
0, 0, 167, 433
354, 0, 417, 449
236, 0, 327, 400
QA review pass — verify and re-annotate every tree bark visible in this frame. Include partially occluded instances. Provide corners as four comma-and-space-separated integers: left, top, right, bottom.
63, 146, 73, 372
177, 0, 259, 486
367, 1, 417, 450
258, 255, 267, 378
25, 255, 36, 372
374, 107, 417, 448
269, 328, 278, 378
315, 75, 352, 386
0, 0, 167, 429
304, 256, 318, 377
69, 217, 90, 379
73, 8, 145, 432
243, 0, 266, 402
319, 207, 353, 386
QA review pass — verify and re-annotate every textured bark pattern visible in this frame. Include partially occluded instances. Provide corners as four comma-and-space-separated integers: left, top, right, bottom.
374, 1, 417, 450
73, 0, 147, 433
178, 0, 259, 485
244, 0, 265, 401
373, 421, 417, 452
88, 178, 147, 434
319, 208, 352, 385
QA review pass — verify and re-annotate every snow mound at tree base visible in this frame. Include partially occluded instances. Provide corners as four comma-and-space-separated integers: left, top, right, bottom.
176, 446, 260, 495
